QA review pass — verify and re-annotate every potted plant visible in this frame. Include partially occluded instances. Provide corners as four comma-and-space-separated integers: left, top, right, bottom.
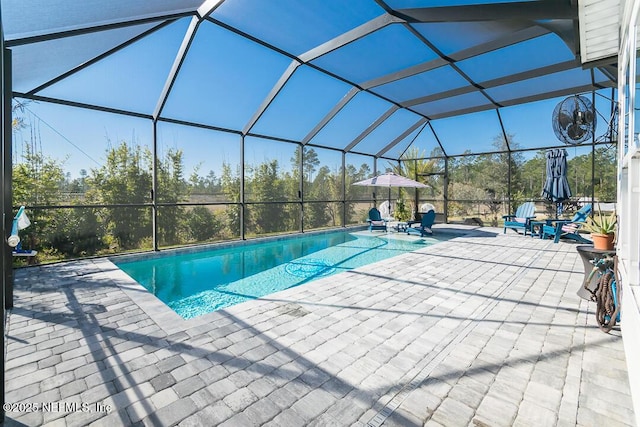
394, 197, 411, 222
580, 207, 617, 250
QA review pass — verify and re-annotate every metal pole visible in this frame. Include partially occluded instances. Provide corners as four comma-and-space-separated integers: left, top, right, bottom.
507, 151, 512, 215
341, 152, 346, 227
413, 159, 419, 218
151, 120, 159, 251
240, 135, 245, 240
1, 12, 11, 416
444, 156, 449, 223
3, 47, 13, 309
373, 157, 378, 206
591, 91, 596, 210
299, 145, 304, 232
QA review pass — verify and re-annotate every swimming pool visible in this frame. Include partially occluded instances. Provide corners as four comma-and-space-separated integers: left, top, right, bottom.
115, 230, 441, 319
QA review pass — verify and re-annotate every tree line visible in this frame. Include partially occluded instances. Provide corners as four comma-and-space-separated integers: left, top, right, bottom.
12, 141, 374, 261
398, 134, 617, 226
12, 130, 617, 262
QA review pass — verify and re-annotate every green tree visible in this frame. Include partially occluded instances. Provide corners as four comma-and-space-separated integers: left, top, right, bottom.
46, 208, 105, 257
304, 165, 337, 228
291, 146, 320, 183
394, 148, 441, 188
250, 160, 287, 234
190, 168, 221, 196
11, 103, 105, 258
565, 147, 616, 200
86, 141, 152, 250
479, 133, 524, 201
157, 148, 188, 246
344, 163, 373, 223
447, 133, 525, 219
303, 147, 319, 183
518, 150, 546, 198
13, 145, 66, 207
393, 147, 443, 215
11, 100, 29, 131
186, 206, 221, 242
12, 145, 67, 257
221, 161, 241, 236
324, 167, 344, 227
592, 146, 617, 200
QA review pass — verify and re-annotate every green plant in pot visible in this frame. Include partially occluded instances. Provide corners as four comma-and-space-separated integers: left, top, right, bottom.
580, 207, 617, 250
394, 197, 411, 222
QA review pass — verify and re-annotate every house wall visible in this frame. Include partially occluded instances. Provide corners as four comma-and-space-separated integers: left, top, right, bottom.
618, 1, 640, 425
579, 0, 621, 64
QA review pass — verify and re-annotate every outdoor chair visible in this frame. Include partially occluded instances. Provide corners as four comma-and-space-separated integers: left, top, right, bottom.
406, 210, 436, 237
503, 202, 536, 235
367, 208, 387, 232
379, 201, 391, 219
418, 203, 436, 218
541, 204, 592, 244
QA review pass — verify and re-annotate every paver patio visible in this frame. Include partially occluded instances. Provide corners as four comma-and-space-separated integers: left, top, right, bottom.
3, 227, 635, 426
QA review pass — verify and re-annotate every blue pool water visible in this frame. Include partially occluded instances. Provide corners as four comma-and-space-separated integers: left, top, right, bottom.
115, 231, 440, 319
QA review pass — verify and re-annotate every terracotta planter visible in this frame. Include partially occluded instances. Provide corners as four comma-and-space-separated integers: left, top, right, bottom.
591, 233, 615, 251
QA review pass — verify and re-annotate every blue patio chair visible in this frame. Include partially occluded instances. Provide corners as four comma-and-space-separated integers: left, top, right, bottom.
367, 208, 387, 232
542, 204, 593, 244
503, 202, 536, 235
406, 210, 436, 236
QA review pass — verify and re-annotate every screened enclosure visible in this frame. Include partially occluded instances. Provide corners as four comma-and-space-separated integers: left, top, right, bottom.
2, 0, 620, 262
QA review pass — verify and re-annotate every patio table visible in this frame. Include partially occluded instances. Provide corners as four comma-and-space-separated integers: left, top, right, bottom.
529, 220, 546, 238
386, 221, 408, 232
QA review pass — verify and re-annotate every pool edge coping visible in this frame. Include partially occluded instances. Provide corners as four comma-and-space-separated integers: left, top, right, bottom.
96, 225, 482, 334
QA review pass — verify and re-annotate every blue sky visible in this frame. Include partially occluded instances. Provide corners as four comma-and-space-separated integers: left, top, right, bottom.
15, 89, 615, 182
10, 7, 617, 180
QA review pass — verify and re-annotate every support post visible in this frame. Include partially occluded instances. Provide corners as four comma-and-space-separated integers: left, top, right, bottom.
152, 120, 159, 251
240, 135, 245, 240
299, 145, 304, 233
443, 156, 449, 223
507, 151, 512, 215
341, 152, 346, 227
1, 30, 12, 422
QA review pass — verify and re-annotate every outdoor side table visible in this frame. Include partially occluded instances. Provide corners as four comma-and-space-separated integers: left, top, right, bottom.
529, 220, 546, 238
396, 222, 408, 232
575, 245, 616, 300
387, 221, 408, 232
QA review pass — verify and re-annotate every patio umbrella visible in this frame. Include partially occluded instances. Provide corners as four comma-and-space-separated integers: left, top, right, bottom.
353, 172, 427, 217
542, 148, 572, 217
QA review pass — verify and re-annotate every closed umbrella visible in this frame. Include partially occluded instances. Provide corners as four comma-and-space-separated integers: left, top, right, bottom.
542, 148, 572, 217
353, 172, 427, 217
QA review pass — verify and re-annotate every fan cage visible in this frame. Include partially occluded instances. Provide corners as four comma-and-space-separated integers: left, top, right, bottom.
552, 95, 597, 145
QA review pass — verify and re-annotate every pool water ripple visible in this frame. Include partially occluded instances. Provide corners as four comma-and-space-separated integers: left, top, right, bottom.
284, 258, 336, 278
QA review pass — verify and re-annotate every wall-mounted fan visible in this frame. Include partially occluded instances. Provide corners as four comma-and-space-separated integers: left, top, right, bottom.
552, 95, 597, 145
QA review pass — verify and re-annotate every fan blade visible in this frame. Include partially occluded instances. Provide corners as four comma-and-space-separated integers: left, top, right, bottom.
567, 124, 586, 140
558, 112, 573, 128
583, 109, 595, 124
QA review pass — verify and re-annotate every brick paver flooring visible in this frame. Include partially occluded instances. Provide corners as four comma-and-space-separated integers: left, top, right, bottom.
4, 227, 636, 426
